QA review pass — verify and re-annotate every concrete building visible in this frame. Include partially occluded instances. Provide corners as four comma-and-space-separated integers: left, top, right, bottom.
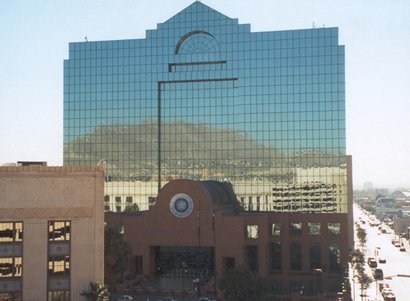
0, 164, 104, 301
107, 179, 351, 301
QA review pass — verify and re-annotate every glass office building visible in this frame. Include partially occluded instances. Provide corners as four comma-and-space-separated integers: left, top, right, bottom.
64, 2, 347, 213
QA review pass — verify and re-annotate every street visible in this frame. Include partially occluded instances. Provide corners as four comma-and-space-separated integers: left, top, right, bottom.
353, 204, 410, 301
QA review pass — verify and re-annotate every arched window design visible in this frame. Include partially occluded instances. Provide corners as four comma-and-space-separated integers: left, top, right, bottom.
290, 242, 302, 271
309, 244, 321, 270
329, 243, 341, 273
175, 31, 220, 55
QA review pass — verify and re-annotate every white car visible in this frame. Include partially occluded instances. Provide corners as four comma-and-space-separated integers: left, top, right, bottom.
116, 295, 134, 301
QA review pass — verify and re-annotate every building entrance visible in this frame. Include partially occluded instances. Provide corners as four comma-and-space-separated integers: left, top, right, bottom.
153, 246, 214, 279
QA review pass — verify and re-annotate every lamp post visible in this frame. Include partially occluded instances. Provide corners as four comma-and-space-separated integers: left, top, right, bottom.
314, 268, 322, 301
181, 262, 188, 301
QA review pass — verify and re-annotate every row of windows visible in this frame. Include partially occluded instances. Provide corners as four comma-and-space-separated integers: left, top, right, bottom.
69, 27, 337, 52
68, 43, 342, 62
0, 292, 22, 301
246, 222, 341, 239
0, 222, 71, 243
241, 242, 341, 274
0, 222, 70, 299
64, 59, 344, 78
48, 221, 71, 301
48, 291, 69, 301
68, 43, 341, 61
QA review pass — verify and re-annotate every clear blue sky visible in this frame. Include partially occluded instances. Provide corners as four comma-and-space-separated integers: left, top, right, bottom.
1, 0, 409, 189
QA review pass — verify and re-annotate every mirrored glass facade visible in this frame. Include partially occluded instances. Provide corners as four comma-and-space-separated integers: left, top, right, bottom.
64, 2, 346, 213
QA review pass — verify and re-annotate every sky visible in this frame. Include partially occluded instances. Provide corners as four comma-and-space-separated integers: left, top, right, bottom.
1, 0, 409, 190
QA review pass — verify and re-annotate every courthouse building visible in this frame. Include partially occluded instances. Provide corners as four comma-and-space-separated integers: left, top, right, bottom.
106, 177, 352, 300
0, 163, 104, 301
64, 1, 352, 299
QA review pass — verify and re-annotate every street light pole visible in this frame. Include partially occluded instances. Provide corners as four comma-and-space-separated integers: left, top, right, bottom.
181, 262, 187, 301
313, 268, 322, 301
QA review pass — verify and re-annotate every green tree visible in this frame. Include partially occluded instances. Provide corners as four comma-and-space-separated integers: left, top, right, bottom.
219, 266, 269, 301
349, 248, 373, 301
349, 249, 365, 270
105, 226, 132, 289
357, 272, 373, 301
356, 225, 367, 250
81, 282, 110, 301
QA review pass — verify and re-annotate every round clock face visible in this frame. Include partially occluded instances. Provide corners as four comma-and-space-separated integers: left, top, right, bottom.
169, 193, 193, 218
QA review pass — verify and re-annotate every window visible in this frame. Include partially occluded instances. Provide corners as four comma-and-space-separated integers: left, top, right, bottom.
135, 256, 143, 275
328, 223, 341, 235
126, 196, 133, 203
115, 196, 121, 203
0, 293, 22, 301
308, 223, 321, 235
272, 281, 283, 294
48, 256, 70, 275
289, 281, 303, 293
48, 221, 70, 241
0, 222, 23, 299
48, 221, 70, 300
290, 242, 302, 271
48, 290, 70, 301
270, 242, 282, 271
246, 225, 258, 239
0, 222, 23, 242
289, 222, 302, 235
119, 225, 125, 235
271, 223, 281, 236
329, 243, 341, 273
148, 196, 156, 205
104, 195, 110, 202
0, 257, 22, 277
245, 245, 258, 272
309, 244, 321, 270
223, 257, 235, 274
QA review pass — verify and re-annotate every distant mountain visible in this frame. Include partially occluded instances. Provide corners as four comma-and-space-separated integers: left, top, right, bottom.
64, 121, 343, 180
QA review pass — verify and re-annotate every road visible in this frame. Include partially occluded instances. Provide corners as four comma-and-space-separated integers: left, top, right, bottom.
353, 204, 410, 301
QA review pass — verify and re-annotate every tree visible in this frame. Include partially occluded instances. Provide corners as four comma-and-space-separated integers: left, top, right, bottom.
81, 282, 110, 301
357, 272, 373, 301
356, 225, 367, 250
349, 249, 364, 270
219, 266, 269, 301
349, 249, 373, 301
105, 226, 133, 289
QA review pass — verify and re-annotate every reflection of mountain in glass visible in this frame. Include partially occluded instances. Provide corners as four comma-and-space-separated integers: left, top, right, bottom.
64, 121, 345, 182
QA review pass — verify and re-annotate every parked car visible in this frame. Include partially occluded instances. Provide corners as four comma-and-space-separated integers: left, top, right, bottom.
384, 293, 396, 301
379, 282, 389, 292
378, 257, 386, 263
400, 246, 406, 252
158, 298, 178, 301
367, 257, 377, 268
116, 295, 134, 301
373, 268, 384, 280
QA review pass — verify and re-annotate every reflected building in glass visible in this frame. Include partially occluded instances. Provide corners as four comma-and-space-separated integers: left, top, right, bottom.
64, 2, 348, 214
